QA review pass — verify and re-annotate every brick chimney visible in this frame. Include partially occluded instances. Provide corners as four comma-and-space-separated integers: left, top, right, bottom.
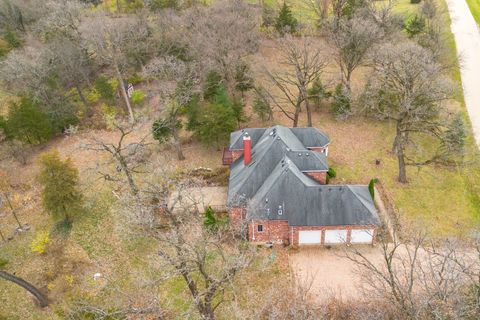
243, 133, 252, 165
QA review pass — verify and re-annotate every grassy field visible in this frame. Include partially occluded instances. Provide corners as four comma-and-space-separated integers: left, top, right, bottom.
467, 0, 480, 25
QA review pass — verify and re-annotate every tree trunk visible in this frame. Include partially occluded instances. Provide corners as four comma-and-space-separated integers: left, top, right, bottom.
115, 65, 135, 124
117, 156, 139, 196
5, 194, 22, 229
293, 99, 302, 127
304, 92, 313, 127
75, 85, 91, 118
0, 229, 5, 242
395, 122, 407, 183
0, 271, 49, 307
172, 128, 185, 161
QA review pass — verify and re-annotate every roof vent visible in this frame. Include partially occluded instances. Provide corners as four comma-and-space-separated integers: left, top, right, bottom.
298, 153, 302, 156
265, 198, 269, 203
276, 136, 281, 140
306, 153, 309, 156
278, 205, 283, 215
269, 131, 273, 136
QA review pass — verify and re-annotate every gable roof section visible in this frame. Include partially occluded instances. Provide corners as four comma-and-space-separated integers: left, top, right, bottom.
229, 125, 329, 150
249, 183, 380, 227
228, 126, 323, 204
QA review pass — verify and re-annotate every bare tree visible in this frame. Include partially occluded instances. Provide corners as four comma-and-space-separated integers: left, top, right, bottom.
145, 56, 201, 161
363, 41, 458, 183
80, 14, 149, 123
302, 0, 330, 26
329, 14, 382, 95
265, 35, 327, 127
85, 123, 150, 196
185, 0, 260, 94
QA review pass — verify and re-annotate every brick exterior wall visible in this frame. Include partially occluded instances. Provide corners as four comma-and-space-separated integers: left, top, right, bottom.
248, 220, 289, 243
229, 207, 246, 225
230, 207, 377, 246
304, 171, 327, 184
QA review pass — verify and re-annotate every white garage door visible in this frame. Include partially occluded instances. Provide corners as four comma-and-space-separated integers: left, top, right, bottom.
299, 231, 322, 244
324, 230, 347, 244
350, 229, 374, 244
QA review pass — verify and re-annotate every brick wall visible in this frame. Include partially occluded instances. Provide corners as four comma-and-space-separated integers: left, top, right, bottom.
304, 171, 327, 184
248, 220, 289, 243
229, 207, 246, 225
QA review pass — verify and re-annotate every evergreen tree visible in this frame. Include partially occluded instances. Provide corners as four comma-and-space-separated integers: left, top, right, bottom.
38, 151, 83, 225
275, 2, 298, 35
442, 113, 466, 156
4, 97, 53, 144
203, 70, 223, 101
195, 95, 237, 149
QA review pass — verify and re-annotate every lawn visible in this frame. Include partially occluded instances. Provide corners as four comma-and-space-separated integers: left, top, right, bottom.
466, 0, 480, 25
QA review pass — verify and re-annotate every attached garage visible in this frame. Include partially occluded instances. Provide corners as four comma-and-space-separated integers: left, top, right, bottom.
299, 230, 322, 244
350, 229, 374, 244
324, 230, 347, 244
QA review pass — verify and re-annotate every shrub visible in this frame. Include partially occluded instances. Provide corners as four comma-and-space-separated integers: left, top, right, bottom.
308, 78, 330, 110
368, 178, 378, 200
0, 38, 10, 57
331, 84, 352, 119
3, 29, 21, 48
404, 15, 425, 37
30, 231, 50, 254
204, 207, 228, 233
95, 76, 117, 103
127, 73, 144, 85
152, 118, 179, 144
130, 90, 146, 105
326, 167, 336, 184
410, 0, 421, 3
4, 97, 53, 144
0, 257, 8, 268
275, 2, 298, 35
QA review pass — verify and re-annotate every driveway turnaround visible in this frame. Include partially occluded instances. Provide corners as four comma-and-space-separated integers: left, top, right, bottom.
446, 0, 480, 147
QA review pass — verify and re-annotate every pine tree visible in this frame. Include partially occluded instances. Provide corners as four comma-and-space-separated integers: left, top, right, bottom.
38, 151, 83, 225
5, 97, 53, 144
275, 2, 298, 35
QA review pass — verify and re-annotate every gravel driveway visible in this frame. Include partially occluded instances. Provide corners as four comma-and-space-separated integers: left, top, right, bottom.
446, 0, 480, 147
290, 246, 383, 303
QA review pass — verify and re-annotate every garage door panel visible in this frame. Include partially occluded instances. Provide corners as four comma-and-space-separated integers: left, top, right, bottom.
299, 231, 322, 244
324, 230, 347, 244
350, 229, 374, 244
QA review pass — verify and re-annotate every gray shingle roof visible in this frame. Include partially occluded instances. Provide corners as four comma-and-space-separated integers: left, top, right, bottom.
229, 125, 329, 150
227, 125, 379, 227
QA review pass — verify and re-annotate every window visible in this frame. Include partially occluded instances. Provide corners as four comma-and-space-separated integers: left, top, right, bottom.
257, 224, 264, 232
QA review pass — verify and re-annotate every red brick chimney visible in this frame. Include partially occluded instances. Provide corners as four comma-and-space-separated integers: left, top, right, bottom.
243, 133, 251, 165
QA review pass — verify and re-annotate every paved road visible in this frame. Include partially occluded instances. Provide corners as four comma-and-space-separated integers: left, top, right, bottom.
446, 0, 480, 147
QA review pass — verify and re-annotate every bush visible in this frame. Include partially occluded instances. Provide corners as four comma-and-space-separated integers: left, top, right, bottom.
127, 73, 144, 85
204, 207, 228, 233
368, 178, 378, 200
410, 0, 421, 3
30, 231, 50, 254
130, 90, 146, 105
331, 84, 352, 119
95, 76, 117, 103
152, 118, 175, 144
3, 29, 21, 49
326, 167, 336, 184
0, 38, 10, 57
275, 2, 298, 35
404, 15, 425, 37
4, 97, 53, 144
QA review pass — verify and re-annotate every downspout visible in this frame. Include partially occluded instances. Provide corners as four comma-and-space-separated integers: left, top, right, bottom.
252, 223, 255, 241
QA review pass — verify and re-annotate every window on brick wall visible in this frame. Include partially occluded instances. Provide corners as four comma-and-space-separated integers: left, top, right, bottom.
257, 224, 264, 232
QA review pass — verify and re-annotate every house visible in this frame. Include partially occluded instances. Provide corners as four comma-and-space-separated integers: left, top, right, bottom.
225, 125, 380, 246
